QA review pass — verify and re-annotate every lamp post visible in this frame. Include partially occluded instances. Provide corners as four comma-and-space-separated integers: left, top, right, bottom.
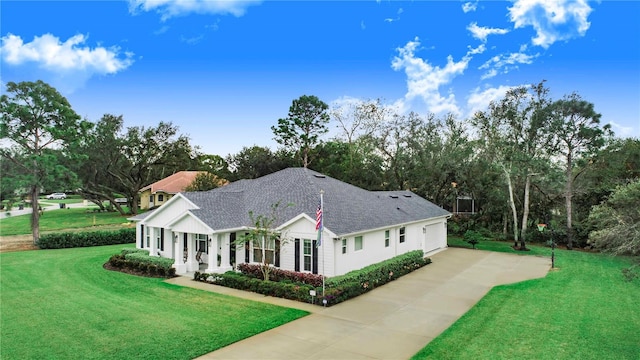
537, 222, 555, 269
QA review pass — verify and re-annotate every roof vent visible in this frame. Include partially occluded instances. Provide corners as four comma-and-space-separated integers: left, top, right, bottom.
314, 174, 326, 178
403, 194, 412, 198
390, 195, 399, 199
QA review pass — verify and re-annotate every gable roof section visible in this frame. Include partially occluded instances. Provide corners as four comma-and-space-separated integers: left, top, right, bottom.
182, 168, 450, 236
139, 171, 207, 194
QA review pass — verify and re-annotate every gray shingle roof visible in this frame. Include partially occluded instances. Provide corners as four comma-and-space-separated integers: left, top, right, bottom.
182, 168, 450, 236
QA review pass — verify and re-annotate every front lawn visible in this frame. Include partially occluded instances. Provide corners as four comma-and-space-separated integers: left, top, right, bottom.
0, 244, 308, 359
412, 239, 640, 359
0, 207, 134, 236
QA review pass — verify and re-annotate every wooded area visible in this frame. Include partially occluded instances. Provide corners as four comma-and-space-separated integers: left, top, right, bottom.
2, 80, 639, 253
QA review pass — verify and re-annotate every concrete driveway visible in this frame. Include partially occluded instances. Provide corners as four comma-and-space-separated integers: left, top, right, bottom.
173, 248, 550, 360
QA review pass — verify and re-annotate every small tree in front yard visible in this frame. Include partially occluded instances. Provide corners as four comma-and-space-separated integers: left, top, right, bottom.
235, 202, 292, 281
464, 230, 484, 249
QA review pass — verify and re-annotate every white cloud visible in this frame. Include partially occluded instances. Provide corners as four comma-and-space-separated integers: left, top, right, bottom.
468, 43, 486, 55
391, 37, 475, 116
462, 1, 478, 13
479, 51, 538, 79
467, 22, 510, 42
508, 0, 592, 48
467, 85, 517, 116
129, 0, 262, 21
608, 121, 634, 137
1, 33, 133, 74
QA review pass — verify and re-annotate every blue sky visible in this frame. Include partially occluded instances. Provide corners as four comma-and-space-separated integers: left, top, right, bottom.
2, 0, 639, 156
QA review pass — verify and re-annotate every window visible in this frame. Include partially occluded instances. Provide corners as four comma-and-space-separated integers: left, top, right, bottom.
156, 233, 161, 251
342, 238, 347, 254
158, 194, 164, 202
399, 227, 405, 243
355, 236, 363, 251
149, 195, 154, 203
196, 234, 208, 254
253, 237, 275, 264
303, 239, 312, 271
385, 230, 390, 247
145, 227, 150, 247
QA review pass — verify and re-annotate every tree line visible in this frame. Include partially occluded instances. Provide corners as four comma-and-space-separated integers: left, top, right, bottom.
2, 80, 639, 254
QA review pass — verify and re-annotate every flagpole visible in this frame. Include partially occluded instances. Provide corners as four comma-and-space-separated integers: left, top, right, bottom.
320, 190, 325, 306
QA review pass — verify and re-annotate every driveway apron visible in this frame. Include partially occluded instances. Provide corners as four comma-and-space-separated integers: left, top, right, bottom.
182, 248, 550, 360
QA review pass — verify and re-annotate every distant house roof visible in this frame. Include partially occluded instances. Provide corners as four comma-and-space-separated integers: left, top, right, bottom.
181, 168, 450, 236
140, 171, 207, 194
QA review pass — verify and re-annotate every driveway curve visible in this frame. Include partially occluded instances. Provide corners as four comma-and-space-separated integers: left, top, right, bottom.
175, 248, 550, 360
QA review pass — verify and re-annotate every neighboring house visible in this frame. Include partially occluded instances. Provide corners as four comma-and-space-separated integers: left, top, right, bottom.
129, 168, 451, 277
139, 171, 211, 210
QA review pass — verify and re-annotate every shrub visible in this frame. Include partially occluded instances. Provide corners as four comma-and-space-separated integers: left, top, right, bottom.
37, 228, 135, 249
464, 230, 484, 249
320, 250, 430, 306
237, 263, 324, 287
195, 271, 315, 302
194, 250, 431, 307
106, 249, 175, 278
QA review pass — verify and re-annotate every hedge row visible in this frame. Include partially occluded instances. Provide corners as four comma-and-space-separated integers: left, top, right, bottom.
194, 250, 431, 307
107, 250, 176, 278
124, 252, 175, 268
37, 228, 135, 249
237, 263, 324, 287
320, 250, 430, 305
194, 271, 315, 302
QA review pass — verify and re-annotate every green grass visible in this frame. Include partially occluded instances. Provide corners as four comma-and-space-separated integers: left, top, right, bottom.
0, 208, 134, 236
412, 238, 640, 359
0, 244, 308, 359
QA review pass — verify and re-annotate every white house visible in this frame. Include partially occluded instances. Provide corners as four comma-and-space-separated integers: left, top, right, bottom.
129, 168, 450, 277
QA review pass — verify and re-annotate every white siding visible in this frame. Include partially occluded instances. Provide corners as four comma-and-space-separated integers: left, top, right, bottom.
280, 216, 336, 277
144, 196, 195, 228
171, 215, 211, 235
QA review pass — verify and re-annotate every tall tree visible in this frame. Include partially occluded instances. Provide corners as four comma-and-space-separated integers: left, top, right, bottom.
473, 82, 553, 249
226, 146, 292, 181
69, 114, 130, 213
588, 179, 640, 256
549, 93, 611, 249
116, 121, 195, 214
272, 95, 330, 168
0, 80, 89, 244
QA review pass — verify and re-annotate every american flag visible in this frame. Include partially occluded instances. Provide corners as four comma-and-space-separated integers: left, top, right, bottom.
316, 199, 323, 231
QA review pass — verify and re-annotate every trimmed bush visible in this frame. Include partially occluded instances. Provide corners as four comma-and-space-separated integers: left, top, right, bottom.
237, 263, 324, 287
121, 248, 149, 256
37, 228, 135, 249
194, 271, 315, 302
106, 249, 175, 278
319, 250, 430, 306
195, 250, 431, 307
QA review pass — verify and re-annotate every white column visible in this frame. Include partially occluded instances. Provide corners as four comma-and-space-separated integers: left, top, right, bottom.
205, 234, 219, 273
186, 234, 196, 271
173, 232, 186, 274
220, 233, 232, 272
149, 227, 158, 257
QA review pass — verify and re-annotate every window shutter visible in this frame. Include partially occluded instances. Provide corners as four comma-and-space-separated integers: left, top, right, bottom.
312, 240, 318, 274
160, 228, 164, 251
275, 238, 280, 267
294, 238, 300, 271
140, 225, 144, 248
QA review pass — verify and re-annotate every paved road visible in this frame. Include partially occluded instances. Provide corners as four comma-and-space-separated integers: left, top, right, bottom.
0, 201, 88, 219
168, 247, 550, 360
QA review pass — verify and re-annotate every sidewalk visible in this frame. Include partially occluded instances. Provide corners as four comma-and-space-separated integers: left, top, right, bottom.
168, 248, 550, 360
